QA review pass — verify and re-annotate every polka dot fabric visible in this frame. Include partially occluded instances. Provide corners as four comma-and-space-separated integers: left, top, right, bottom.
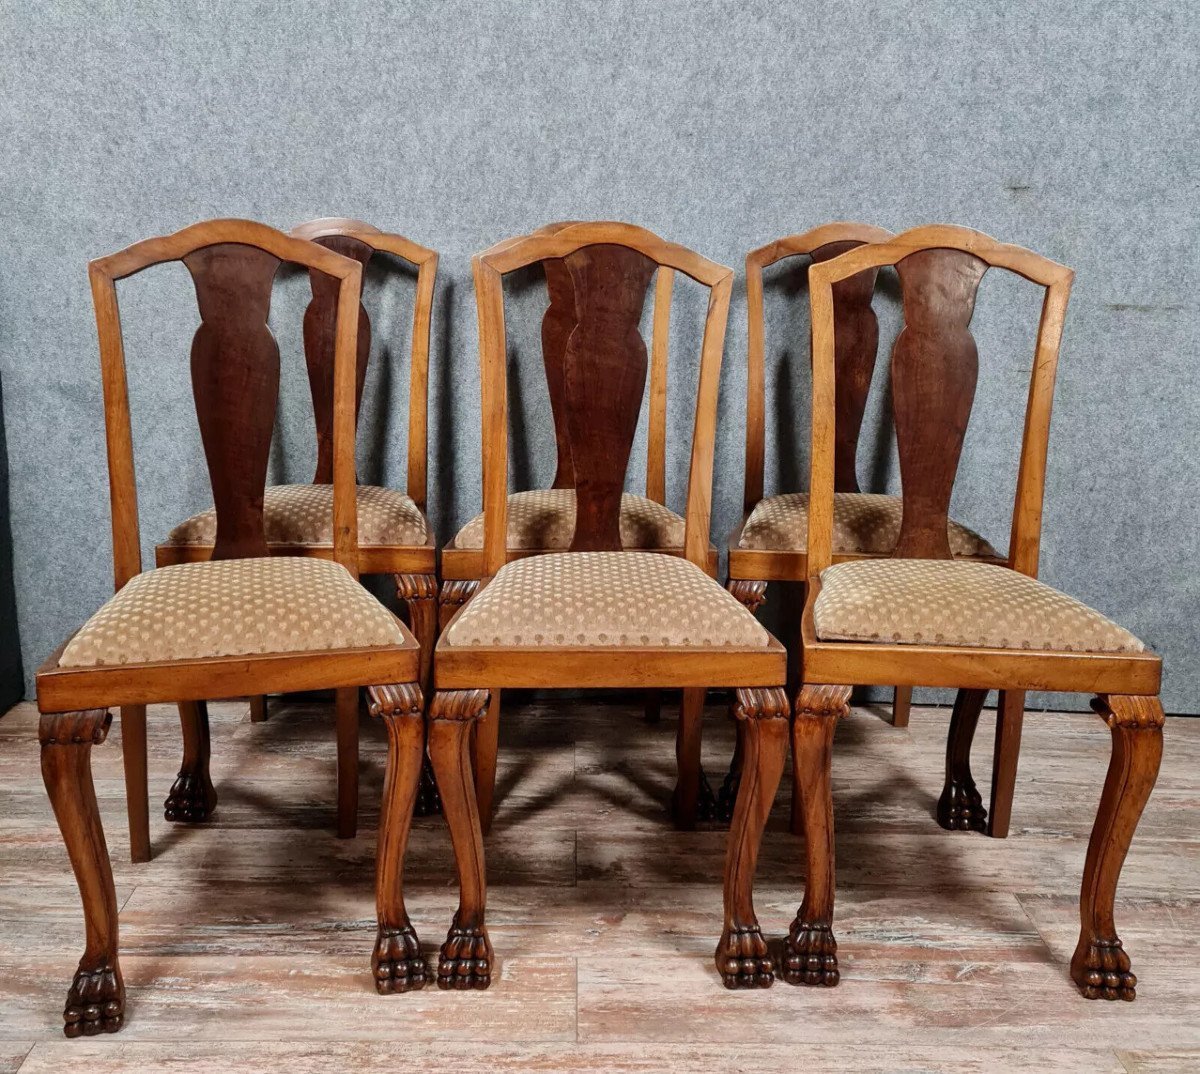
60, 558, 408, 667
166, 484, 428, 548
451, 490, 684, 551
814, 559, 1146, 653
739, 492, 996, 558
442, 552, 772, 649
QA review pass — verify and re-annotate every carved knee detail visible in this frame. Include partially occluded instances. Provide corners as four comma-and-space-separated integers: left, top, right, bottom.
438, 580, 479, 626
429, 689, 491, 724
728, 580, 767, 615
395, 573, 438, 605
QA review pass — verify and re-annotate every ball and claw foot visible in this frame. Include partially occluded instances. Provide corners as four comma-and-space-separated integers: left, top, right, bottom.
715, 925, 774, 989
1073, 939, 1137, 1001
671, 769, 720, 825
438, 921, 492, 990
936, 777, 986, 833
782, 921, 840, 987
373, 925, 428, 994
413, 755, 442, 817
163, 772, 217, 823
63, 964, 124, 1037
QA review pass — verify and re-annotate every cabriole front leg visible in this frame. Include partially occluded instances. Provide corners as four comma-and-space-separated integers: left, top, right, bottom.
40, 709, 125, 1037
428, 689, 493, 990
783, 684, 850, 988
1071, 695, 1163, 1002
937, 688, 988, 833
367, 683, 429, 994
165, 700, 216, 823
397, 573, 444, 819
716, 687, 788, 989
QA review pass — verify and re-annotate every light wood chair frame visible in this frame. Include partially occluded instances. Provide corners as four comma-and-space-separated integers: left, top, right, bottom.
371, 222, 787, 995
150, 217, 440, 837
35, 219, 423, 1037
726, 224, 1164, 1001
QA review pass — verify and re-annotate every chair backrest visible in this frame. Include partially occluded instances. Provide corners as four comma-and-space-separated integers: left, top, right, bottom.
290, 218, 437, 507
502, 221, 676, 502
88, 218, 364, 590
743, 223, 895, 511
805, 225, 1074, 580
472, 222, 733, 576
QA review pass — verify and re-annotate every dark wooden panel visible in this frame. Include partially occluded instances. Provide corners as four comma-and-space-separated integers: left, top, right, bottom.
304, 234, 373, 484
183, 243, 283, 560
541, 258, 578, 490
891, 248, 988, 558
810, 239, 881, 494
560, 244, 657, 551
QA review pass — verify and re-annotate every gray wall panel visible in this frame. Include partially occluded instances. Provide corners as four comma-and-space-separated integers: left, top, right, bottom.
0, 1, 1195, 710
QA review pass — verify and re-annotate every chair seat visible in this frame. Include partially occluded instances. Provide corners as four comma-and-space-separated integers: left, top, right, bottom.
450, 490, 684, 551
441, 552, 772, 649
814, 559, 1146, 653
738, 492, 996, 558
59, 558, 409, 667
164, 484, 428, 549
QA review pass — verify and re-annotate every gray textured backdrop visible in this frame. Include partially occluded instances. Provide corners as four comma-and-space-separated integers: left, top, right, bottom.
0, 1, 1196, 712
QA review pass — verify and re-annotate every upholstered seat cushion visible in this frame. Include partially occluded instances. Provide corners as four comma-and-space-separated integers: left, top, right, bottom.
738, 492, 996, 558
165, 484, 428, 548
814, 559, 1145, 653
451, 489, 684, 551
442, 552, 772, 649
59, 558, 408, 667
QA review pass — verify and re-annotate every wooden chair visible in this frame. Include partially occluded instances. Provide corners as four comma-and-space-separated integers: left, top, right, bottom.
727, 222, 1022, 838
439, 220, 718, 831
370, 222, 787, 995
35, 219, 422, 1036
152, 218, 439, 840
725, 225, 1164, 1001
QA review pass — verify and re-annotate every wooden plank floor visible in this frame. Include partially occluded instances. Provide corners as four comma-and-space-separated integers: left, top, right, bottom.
1, 694, 1197, 1072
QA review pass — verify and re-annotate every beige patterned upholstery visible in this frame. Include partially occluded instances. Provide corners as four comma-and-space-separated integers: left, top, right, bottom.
739, 492, 996, 558
442, 552, 772, 649
165, 484, 428, 548
814, 559, 1145, 653
451, 490, 684, 551
60, 558, 408, 667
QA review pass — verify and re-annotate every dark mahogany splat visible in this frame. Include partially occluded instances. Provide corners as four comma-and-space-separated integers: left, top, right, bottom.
541, 257, 578, 490
557, 244, 657, 551
303, 234, 373, 483
891, 248, 988, 559
810, 240, 882, 494
183, 243, 283, 561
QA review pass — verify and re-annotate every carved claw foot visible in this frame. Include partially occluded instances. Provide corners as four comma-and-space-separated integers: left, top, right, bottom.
438, 920, 493, 991
782, 921, 840, 987
413, 755, 442, 817
373, 925, 428, 995
163, 771, 217, 823
1072, 939, 1137, 1001
715, 925, 774, 989
63, 963, 124, 1037
936, 777, 986, 833
716, 764, 740, 824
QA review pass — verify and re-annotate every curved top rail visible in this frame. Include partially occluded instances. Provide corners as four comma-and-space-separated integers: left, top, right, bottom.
747, 222, 896, 271
290, 217, 437, 269
477, 221, 732, 287
808, 224, 1072, 288
91, 218, 361, 282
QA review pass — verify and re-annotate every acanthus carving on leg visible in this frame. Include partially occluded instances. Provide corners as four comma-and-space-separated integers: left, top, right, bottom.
727, 579, 767, 615
438, 579, 478, 632
716, 686, 789, 989
428, 689, 494, 990
1071, 694, 1163, 1002
165, 700, 217, 823
396, 573, 443, 818
40, 709, 126, 1036
783, 683, 850, 988
367, 682, 428, 994
937, 688, 988, 833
